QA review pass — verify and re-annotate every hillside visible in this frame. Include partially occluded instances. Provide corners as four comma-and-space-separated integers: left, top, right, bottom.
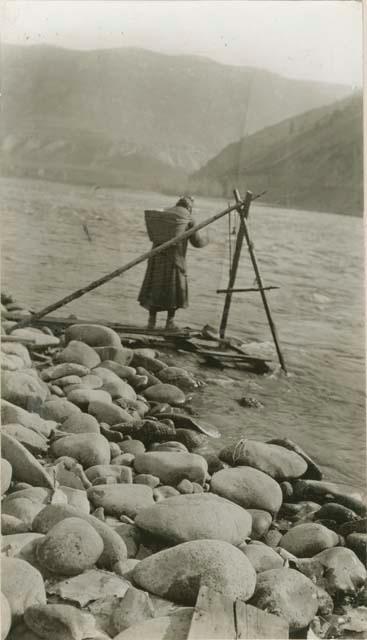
0, 44, 353, 191
189, 94, 363, 216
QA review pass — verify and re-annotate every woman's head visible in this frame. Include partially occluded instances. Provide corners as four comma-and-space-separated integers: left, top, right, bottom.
176, 195, 194, 213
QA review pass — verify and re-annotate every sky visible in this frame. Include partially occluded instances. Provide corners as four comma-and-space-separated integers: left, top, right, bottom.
1, 0, 363, 87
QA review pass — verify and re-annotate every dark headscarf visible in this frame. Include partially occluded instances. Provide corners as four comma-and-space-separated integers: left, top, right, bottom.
176, 196, 194, 213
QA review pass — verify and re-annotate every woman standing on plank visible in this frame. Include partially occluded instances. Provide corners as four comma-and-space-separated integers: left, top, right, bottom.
138, 196, 208, 331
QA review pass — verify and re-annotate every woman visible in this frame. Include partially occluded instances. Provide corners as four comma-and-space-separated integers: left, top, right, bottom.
138, 196, 208, 330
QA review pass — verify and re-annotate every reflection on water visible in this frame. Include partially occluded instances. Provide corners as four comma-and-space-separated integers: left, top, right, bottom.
1, 176, 365, 489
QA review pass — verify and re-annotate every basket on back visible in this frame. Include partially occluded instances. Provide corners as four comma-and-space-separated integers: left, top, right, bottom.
144, 209, 191, 245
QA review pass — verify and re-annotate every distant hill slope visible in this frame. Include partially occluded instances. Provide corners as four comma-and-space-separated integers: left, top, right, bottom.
189, 94, 363, 216
0, 43, 354, 191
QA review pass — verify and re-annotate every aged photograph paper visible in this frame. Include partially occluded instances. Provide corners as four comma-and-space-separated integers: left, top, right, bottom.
0, 1, 365, 639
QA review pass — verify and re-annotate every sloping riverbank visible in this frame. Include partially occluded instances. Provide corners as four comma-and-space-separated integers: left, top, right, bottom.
1, 293, 366, 639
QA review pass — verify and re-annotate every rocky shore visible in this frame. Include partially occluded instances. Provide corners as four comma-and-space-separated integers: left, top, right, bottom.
1, 293, 366, 640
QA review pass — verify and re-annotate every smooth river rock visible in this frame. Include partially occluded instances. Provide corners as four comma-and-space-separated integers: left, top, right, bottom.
211, 466, 283, 514
134, 452, 208, 486
67, 388, 112, 409
57, 340, 101, 369
2, 557, 46, 622
280, 523, 339, 557
219, 439, 307, 480
1, 369, 49, 411
41, 363, 90, 381
1, 592, 11, 640
1, 433, 54, 489
36, 517, 104, 576
247, 509, 272, 540
250, 568, 318, 631
240, 541, 284, 573
143, 383, 186, 406
88, 400, 134, 426
39, 398, 81, 423
87, 484, 154, 518
135, 493, 252, 545
1, 423, 48, 455
1, 457, 12, 494
60, 413, 100, 435
296, 546, 367, 596
65, 323, 122, 348
132, 539, 257, 605
50, 433, 111, 468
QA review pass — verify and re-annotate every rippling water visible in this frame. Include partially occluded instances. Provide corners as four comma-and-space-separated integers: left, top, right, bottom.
1, 176, 365, 489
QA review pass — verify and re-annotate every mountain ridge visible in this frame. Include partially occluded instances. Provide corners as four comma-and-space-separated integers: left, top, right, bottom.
189, 92, 363, 216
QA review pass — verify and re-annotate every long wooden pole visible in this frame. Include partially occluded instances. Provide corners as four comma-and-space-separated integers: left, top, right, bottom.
219, 191, 252, 338
240, 197, 288, 373
11, 199, 245, 331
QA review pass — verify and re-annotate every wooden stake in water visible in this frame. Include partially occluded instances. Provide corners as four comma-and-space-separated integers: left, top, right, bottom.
11, 198, 246, 331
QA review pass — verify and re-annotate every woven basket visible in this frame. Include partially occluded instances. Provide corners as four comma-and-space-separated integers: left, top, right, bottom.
144, 209, 190, 244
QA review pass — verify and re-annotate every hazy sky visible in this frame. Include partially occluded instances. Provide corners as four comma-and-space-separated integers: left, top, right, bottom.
2, 1, 363, 87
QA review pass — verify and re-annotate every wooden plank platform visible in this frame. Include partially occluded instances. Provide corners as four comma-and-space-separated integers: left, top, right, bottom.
5, 314, 200, 339
186, 586, 289, 639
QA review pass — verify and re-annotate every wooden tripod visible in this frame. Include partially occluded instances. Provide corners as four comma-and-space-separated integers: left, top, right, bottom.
218, 189, 287, 374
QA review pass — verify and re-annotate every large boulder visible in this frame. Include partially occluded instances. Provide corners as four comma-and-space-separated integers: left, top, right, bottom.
1, 557, 46, 622
134, 452, 208, 486
60, 413, 100, 435
1, 400, 56, 438
143, 384, 185, 406
100, 360, 136, 381
32, 504, 127, 570
57, 340, 100, 369
93, 367, 136, 402
157, 367, 198, 391
240, 541, 283, 573
94, 346, 134, 366
87, 484, 154, 518
250, 568, 318, 631
297, 546, 367, 596
36, 517, 104, 576
1, 370, 48, 411
2, 498, 45, 528
280, 523, 339, 557
50, 433, 110, 468
41, 363, 90, 381
1, 423, 48, 455
247, 509, 272, 540
1, 434, 54, 489
346, 533, 367, 564
1, 342, 32, 368
1, 458, 12, 494
1, 592, 11, 640
67, 388, 112, 409
24, 604, 97, 640
65, 323, 122, 348
135, 493, 252, 545
39, 399, 81, 423
88, 400, 134, 426
219, 439, 307, 479
132, 539, 256, 605
211, 466, 282, 514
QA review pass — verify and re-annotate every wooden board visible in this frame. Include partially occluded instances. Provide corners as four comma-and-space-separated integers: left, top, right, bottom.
187, 585, 235, 640
5, 314, 199, 339
235, 601, 289, 639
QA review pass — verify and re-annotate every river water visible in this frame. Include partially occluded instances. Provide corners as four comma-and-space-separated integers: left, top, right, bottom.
1, 176, 365, 490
